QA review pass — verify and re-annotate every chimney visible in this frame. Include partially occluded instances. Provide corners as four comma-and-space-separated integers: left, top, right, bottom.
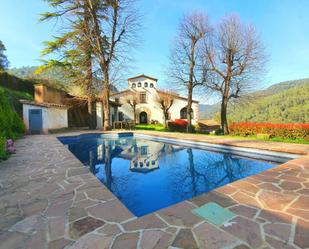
34, 84, 45, 103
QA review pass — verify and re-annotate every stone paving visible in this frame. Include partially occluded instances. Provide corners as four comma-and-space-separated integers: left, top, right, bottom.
0, 132, 308, 249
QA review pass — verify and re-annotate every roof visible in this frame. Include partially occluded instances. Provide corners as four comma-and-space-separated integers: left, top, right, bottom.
198, 119, 220, 126
20, 99, 68, 109
128, 74, 158, 81
157, 90, 199, 103
110, 89, 131, 97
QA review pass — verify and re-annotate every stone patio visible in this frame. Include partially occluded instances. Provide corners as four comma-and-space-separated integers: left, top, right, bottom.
0, 132, 308, 249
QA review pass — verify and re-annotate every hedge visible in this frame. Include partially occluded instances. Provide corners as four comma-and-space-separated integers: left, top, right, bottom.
229, 122, 309, 139
0, 88, 25, 159
0, 71, 34, 94
168, 119, 196, 132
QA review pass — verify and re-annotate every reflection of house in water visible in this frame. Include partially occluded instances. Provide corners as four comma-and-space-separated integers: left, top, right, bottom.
122, 139, 186, 173
119, 139, 162, 173
91, 137, 186, 177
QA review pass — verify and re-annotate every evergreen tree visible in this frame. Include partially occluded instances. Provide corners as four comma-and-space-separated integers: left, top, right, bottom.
38, 0, 97, 128
0, 40, 9, 71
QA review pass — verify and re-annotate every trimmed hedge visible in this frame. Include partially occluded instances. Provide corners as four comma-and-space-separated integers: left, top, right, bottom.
168, 119, 196, 132
229, 122, 309, 139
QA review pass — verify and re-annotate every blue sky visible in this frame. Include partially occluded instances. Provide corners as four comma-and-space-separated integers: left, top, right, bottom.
1, 0, 309, 100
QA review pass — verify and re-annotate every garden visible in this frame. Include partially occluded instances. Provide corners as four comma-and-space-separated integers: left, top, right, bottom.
134, 119, 309, 144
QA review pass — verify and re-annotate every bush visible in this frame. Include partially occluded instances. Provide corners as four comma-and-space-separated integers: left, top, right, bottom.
0, 88, 25, 140
0, 71, 34, 94
229, 122, 309, 139
0, 136, 8, 160
168, 119, 195, 132
168, 119, 188, 132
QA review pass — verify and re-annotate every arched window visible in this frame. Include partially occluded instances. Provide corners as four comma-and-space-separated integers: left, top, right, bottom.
144, 82, 148, 87
138, 82, 141, 87
180, 107, 193, 119
132, 83, 136, 88
150, 83, 154, 88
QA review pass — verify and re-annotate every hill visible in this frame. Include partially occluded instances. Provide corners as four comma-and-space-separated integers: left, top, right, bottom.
199, 78, 309, 123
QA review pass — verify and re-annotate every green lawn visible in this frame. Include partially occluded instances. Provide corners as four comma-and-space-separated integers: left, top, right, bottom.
134, 124, 169, 132
134, 124, 309, 144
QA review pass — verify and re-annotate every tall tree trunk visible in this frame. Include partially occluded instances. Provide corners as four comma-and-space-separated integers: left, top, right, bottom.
163, 111, 167, 128
102, 70, 111, 130
221, 95, 229, 134
133, 107, 136, 125
187, 86, 193, 133
187, 38, 196, 133
84, 2, 95, 129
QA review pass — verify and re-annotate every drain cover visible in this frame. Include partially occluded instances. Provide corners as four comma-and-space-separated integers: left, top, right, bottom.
192, 202, 236, 226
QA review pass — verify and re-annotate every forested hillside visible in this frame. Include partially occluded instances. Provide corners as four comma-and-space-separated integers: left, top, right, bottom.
200, 78, 309, 123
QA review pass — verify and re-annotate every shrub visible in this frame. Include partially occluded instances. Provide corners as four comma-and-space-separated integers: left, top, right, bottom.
0, 88, 25, 140
168, 119, 188, 132
229, 122, 309, 139
0, 71, 34, 94
0, 136, 7, 160
168, 119, 196, 132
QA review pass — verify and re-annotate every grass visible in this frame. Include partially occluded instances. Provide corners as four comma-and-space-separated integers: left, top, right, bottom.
135, 124, 169, 132
134, 124, 309, 144
0, 86, 33, 101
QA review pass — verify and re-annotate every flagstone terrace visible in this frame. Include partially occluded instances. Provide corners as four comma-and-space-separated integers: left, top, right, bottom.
0, 131, 308, 249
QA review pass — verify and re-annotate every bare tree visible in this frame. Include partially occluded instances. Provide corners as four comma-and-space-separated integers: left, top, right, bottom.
205, 14, 266, 134
86, 0, 140, 130
168, 13, 210, 132
155, 91, 174, 128
122, 92, 139, 125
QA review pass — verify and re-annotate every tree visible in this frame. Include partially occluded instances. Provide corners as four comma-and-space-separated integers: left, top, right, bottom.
38, 0, 97, 128
205, 14, 265, 134
168, 13, 210, 132
123, 92, 139, 125
86, 0, 140, 130
0, 41, 9, 71
155, 91, 174, 128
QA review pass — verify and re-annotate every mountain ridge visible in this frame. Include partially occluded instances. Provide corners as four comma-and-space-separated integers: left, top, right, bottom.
199, 78, 309, 123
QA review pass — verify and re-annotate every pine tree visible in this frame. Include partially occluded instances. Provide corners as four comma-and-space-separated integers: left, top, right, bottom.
0, 40, 9, 71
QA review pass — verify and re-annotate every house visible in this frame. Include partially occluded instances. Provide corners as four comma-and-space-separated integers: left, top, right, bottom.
20, 74, 199, 134
112, 74, 199, 124
21, 84, 121, 134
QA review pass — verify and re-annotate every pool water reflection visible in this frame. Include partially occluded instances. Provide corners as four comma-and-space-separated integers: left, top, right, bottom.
59, 134, 277, 216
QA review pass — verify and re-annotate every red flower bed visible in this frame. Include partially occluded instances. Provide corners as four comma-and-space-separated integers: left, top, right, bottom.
229, 122, 309, 139
168, 119, 188, 132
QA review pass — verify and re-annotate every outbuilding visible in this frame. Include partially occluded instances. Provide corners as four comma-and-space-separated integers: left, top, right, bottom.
20, 100, 68, 135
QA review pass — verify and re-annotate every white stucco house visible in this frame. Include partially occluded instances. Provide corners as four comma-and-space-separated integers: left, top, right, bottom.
111, 74, 199, 125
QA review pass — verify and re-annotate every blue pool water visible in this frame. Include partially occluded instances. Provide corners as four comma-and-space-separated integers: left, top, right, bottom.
59, 134, 278, 217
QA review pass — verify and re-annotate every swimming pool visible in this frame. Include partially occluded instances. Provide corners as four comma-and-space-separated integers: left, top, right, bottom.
59, 133, 292, 216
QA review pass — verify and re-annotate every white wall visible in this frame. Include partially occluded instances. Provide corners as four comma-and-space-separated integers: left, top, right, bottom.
47, 107, 68, 129
23, 104, 68, 134
115, 76, 199, 124
23, 104, 49, 134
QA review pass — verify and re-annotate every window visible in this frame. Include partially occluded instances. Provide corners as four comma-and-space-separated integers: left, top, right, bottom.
150, 83, 154, 88
141, 146, 148, 155
140, 93, 147, 103
144, 82, 148, 87
180, 107, 193, 119
138, 82, 141, 87
132, 83, 136, 88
